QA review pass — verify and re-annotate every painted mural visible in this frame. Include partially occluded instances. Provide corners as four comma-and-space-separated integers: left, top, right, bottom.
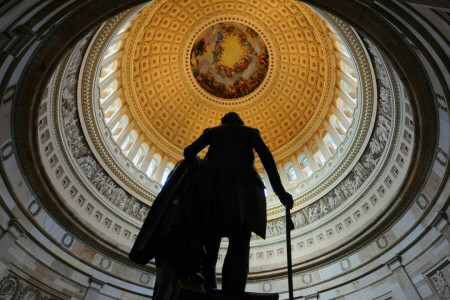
190, 22, 269, 99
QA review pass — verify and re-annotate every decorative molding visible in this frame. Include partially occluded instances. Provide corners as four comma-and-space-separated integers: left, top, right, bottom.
340, 258, 352, 271
1, 85, 15, 105
262, 282, 273, 293
376, 235, 389, 249
1, 141, 13, 161
0, 271, 62, 300
61, 233, 74, 248
139, 272, 152, 285
27, 200, 41, 217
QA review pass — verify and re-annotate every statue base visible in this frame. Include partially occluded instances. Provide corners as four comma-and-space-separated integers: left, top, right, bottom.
174, 279, 279, 300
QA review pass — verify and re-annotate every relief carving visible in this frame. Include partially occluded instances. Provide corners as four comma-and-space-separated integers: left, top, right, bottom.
58, 33, 151, 222
263, 37, 396, 237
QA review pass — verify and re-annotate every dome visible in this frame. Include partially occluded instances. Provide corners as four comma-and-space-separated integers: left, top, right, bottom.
1, 0, 447, 299
44, 0, 408, 283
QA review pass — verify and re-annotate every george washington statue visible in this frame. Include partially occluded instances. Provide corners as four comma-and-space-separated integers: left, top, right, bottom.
184, 112, 293, 295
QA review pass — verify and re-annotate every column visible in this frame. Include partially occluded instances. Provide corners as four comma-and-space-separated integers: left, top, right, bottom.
84, 277, 105, 300
329, 31, 340, 41
332, 105, 351, 129
291, 155, 304, 181
101, 89, 122, 109
336, 88, 356, 108
431, 211, 449, 242
106, 106, 126, 128
386, 255, 422, 300
110, 31, 127, 44
101, 51, 121, 68
303, 146, 319, 172
155, 155, 169, 183
140, 145, 156, 172
278, 163, 289, 186
315, 135, 332, 160
116, 122, 135, 148
324, 120, 343, 144
338, 70, 357, 88
127, 134, 144, 161
0, 219, 26, 260
335, 51, 353, 69
98, 70, 120, 90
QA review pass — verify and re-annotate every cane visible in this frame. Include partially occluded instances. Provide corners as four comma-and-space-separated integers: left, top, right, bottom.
285, 207, 294, 300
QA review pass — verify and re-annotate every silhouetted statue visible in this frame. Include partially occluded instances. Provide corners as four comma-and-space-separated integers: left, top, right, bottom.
184, 112, 293, 296
129, 159, 206, 299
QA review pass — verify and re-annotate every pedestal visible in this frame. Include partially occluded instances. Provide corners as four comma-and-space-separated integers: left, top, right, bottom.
174, 280, 279, 300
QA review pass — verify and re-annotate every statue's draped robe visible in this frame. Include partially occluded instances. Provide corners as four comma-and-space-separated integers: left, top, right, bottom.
129, 160, 203, 272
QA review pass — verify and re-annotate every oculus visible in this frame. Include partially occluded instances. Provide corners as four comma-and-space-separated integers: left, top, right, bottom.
190, 22, 269, 99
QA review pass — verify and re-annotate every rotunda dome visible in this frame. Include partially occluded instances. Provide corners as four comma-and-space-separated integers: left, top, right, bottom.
31, 0, 429, 296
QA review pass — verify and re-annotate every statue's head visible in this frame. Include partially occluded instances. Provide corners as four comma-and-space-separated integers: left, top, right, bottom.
221, 112, 244, 125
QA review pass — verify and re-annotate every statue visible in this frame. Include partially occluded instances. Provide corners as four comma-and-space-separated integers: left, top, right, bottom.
183, 112, 293, 296
130, 112, 293, 299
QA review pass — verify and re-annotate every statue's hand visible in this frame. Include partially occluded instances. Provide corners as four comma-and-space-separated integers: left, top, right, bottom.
279, 191, 294, 210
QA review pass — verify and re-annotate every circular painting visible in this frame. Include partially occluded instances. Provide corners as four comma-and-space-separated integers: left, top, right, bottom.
190, 22, 269, 99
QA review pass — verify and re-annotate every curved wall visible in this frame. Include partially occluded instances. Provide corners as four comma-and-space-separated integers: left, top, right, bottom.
0, 1, 448, 299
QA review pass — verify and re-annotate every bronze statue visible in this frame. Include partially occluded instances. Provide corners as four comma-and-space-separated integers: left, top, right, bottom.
130, 112, 293, 298
184, 112, 293, 296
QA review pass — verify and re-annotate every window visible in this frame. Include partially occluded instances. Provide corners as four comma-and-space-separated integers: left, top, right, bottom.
100, 80, 118, 102
334, 40, 349, 56
305, 169, 313, 177
298, 154, 312, 178
100, 60, 119, 81
311, 144, 325, 169
339, 61, 355, 78
132, 143, 148, 167
104, 98, 122, 120
105, 41, 123, 57
146, 159, 156, 178
117, 21, 131, 34
337, 99, 353, 119
298, 154, 306, 168
160, 163, 174, 185
146, 154, 161, 180
121, 130, 138, 154
340, 79, 356, 99
111, 115, 128, 138
314, 153, 325, 168
322, 132, 337, 154
330, 115, 346, 136
287, 167, 297, 182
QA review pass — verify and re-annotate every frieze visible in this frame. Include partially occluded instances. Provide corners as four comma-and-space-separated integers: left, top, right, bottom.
267, 12, 376, 215
261, 36, 394, 238
426, 259, 450, 300
79, 8, 160, 202
253, 34, 408, 245
54, 24, 151, 223
0, 271, 62, 300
